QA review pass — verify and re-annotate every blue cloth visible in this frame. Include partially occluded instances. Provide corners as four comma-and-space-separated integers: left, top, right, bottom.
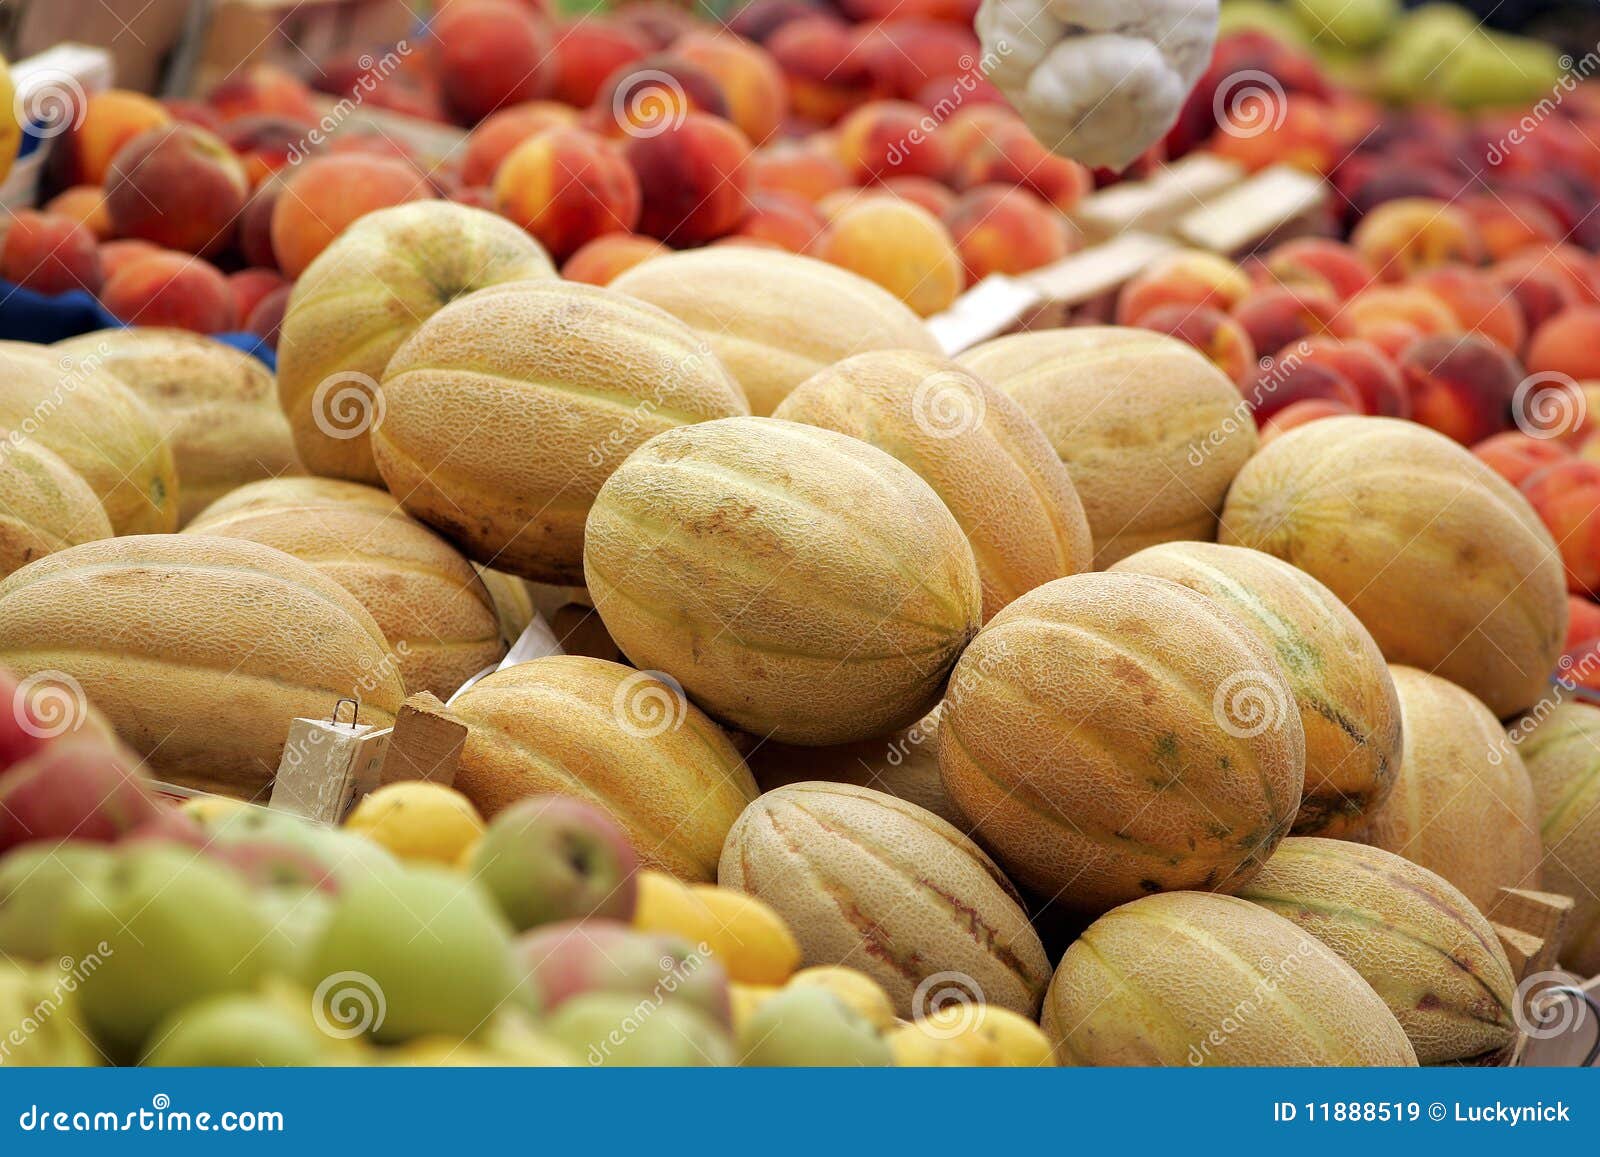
0, 280, 276, 371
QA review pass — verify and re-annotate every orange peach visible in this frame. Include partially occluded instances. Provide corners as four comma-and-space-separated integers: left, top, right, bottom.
0, 210, 103, 296
219, 114, 315, 187
1359, 320, 1426, 361
461, 102, 578, 187
833, 99, 953, 182
1398, 333, 1521, 445
432, 0, 550, 124
1527, 307, 1600, 382
270, 154, 428, 277
1259, 398, 1359, 445
494, 127, 642, 260
100, 251, 238, 333
236, 176, 283, 270
675, 32, 788, 145
942, 184, 1069, 284
1459, 193, 1564, 262
104, 124, 249, 258
768, 17, 885, 124
47, 90, 170, 188
1117, 250, 1251, 326
1249, 358, 1363, 425
1566, 593, 1600, 649
589, 54, 732, 136
1345, 285, 1460, 343
1135, 304, 1257, 389
97, 238, 161, 283
940, 104, 1020, 156
161, 99, 225, 134
228, 267, 289, 323
1297, 337, 1408, 418
624, 112, 750, 246
1351, 198, 1486, 282
1522, 460, 1600, 594
1260, 238, 1373, 301
956, 118, 1091, 212
1490, 263, 1577, 337
1209, 96, 1340, 175
41, 186, 110, 240
732, 190, 826, 253
879, 176, 955, 218
1230, 285, 1348, 358
840, 0, 979, 25
560, 233, 669, 285
206, 64, 320, 123
1409, 266, 1527, 354
748, 140, 853, 202
815, 196, 962, 316
1473, 430, 1574, 489
852, 17, 981, 102
545, 18, 651, 107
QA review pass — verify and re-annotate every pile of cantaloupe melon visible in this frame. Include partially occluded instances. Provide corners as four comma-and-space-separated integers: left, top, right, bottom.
2, 200, 1594, 1066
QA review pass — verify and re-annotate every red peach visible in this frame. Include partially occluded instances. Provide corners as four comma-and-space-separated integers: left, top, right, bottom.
1259, 398, 1360, 445
1409, 266, 1527, 355
675, 32, 789, 145
270, 154, 428, 277
0, 210, 103, 296
0, 739, 162, 852
229, 268, 289, 323
624, 112, 751, 246
1135, 304, 1257, 389
1522, 460, 1600, 594
1398, 333, 1521, 445
942, 184, 1070, 284
1209, 97, 1340, 175
546, 19, 651, 107
833, 99, 953, 183
432, 0, 551, 125
1231, 285, 1348, 358
1527, 308, 1600, 382
748, 141, 853, 202
880, 176, 955, 218
246, 285, 291, 348
494, 128, 642, 261
462, 102, 580, 187
1345, 286, 1460, 343
1351, 198, 1485, 282
1261, 238, 1374, 301
1249, 359, 1363, 425
206, 64, 320, 123
1473, 430, 1574, 489
1566, 593, 1600, 650
731, 190, 826, 253
1297, 337, 1409, 418
1459, 193, 1564, 262
1118, 251, 1252, 327
560, 233, 669, 285
42, 187, 111, 241
104, 124, 249, 259
47, 90, 170, 188
725, 0, 822, 44
161, 99, 225, 134
768, 17, 885, 124
956, 118, 1091, 212
97, 239, 162, 282
852, 17, 981, 101
101, 251, 239, 333
220, 113, 315, 187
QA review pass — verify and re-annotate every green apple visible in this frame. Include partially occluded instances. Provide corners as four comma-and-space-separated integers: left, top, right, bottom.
303, 866, 523, 1045
141, 993, 325, 1067
55, 846, 268, 1063
254, 887, 334, 978
737, 987, 893, 1067
544, 993, 733, 1066
1290, 0, 1398, 51
0, 957, 102, 1067
516, 919, 731, 1027
1377, 3, 1479, 103
469, 795, 639, 931
195, 805, 398, 888
1218, 0, 1315, 48
1439, 32, 1562, 109
0, 842, 113, 962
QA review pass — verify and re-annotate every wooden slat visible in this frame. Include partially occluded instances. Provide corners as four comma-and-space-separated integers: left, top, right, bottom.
1175, 165, 1326, 255
377, 692, 468, 788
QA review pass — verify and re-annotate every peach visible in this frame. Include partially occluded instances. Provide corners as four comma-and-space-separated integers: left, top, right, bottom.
206, 64, 320, 123
1259, 398, 1359, 445
1359, 320, 1426, 361
956, 118, 1092, 212
560, 233, 668, 285
42, 186, 110, 240
237, 176, 283, 270
162, 99, 225, 133
1473, 430, 1574, 489
495, 127, 642, 260
732, 190, 826, 253
725, 0, 820, 43
1230, 285, 1348, 358
0, 210, 103, 296
1345, 285, 1460, 342
879, 176, 955, 218
1209, 96, 1339, 175
546, 18, 651, 107
1135, 304, 1257, 389
941, 104, 1020, 156
47, 90, 169, 188
1297, 338, 1409, 419
1351, 198, 1485, 282
768, 17, 884, 124
1522, 461, 1600, 595
675, 32, 789, 145
432, 0, 550, 124
1117, 250, 1251, 326
1409, 266, 1527, 354
246, 285, 290, 348
624, 112, 750, 246
228, 267, 288, 322
1398, 333, 1521, 446
611, 0, 700, 47
100, 251, 239, 333
1261, 238, 1373, 301
104, 124, 249, 259
220, 114, 314, 186
748, 141, 852, 202
1527, 307, 1600, 382
840, 0, 979, 23
1567, 593, 1600, 650
833, 100, 953, 183
1249, 359, 1363, 425
814, 197, 962, 316
270, 154, 428, 278
98, 239, 161, 282
852, 17, 981, 102
942, 184, 1069, 284
1459, 193, 1563, 262
461, 101, 579, 187
589, 54, 731, 136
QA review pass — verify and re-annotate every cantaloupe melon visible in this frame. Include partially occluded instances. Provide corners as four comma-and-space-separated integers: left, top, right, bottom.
584, 416, 982, 745
747, 708, 961, 827
1111, 541, 1401, 836
938, 571, 1305, 911
957, 327, 1255, 568
55, 328, 302, 525
277, 201, 556, 483
772, 350, 1093, 621
610, 248, 940, 416
1359, 666, 1543, 914
1221, 416, 1567, 718
718, 781, 1050, 1019
0, 535, 404, 796
1236, 837, 1518, 1065
0, 436, 112, 578
446, 655, 757, 882
372, 280, 749, 584
185, 477, 505, 700
1043, 891, 1418, 1066
0, 343, 178, 535
1515, 702, 1600, 974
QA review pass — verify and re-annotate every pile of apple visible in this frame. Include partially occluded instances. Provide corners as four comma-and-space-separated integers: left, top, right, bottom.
0, 666, 1048, 1067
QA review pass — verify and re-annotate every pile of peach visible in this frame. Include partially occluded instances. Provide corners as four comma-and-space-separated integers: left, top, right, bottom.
1115, 200, 1600, 673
